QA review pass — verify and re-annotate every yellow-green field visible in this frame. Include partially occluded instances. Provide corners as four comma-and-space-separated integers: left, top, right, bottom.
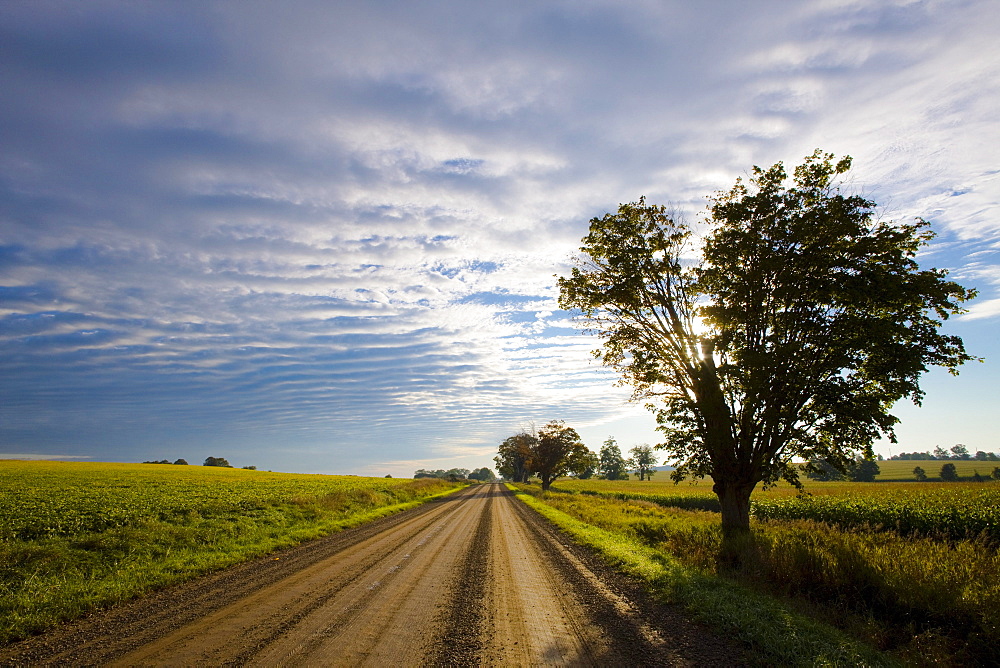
874, 459, 1000, 481
557, 476, 1000, 542
519, 475, 999, 666
0, 460, 462, 645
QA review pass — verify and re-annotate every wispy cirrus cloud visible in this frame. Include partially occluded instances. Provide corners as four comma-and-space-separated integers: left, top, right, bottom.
2, 0, 998, 472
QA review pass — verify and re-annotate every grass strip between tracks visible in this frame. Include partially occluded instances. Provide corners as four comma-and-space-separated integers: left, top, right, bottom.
507, 483, 892, 668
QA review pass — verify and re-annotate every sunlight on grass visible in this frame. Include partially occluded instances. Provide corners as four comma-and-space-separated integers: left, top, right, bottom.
0, 461, 464, 644
509, 484, 889, 667
514, 479, 999, 666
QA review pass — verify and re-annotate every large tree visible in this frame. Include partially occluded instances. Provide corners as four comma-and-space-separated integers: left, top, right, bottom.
558, 150, 976, 547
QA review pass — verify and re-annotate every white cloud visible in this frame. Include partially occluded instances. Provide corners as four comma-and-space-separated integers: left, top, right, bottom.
2, 0, 998, 470
960, 298, 1000, 321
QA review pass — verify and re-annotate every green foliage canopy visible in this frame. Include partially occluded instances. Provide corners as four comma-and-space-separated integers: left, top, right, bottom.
598, 437, 630, 480
495, 432, 536, 483
533, 421, 590, 490
495, 421, 594, 488
558, 150, 977, 538
629, 444, 657, 481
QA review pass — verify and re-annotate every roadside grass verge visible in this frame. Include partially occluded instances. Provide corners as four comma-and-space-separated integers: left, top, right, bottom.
516, 482, 1000, 665
0, 461, 464, 645
508, 485, 905, 666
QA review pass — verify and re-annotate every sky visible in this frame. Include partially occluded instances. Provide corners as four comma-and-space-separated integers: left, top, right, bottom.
1, 0, 998, 476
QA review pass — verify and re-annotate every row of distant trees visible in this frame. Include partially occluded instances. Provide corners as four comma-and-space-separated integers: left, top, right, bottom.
805, 457, 881, 482
493, 421, 658, 489
914, 464, 1000, 482
142, 456, 256, 469
889, 445, 999, 461
413, 467, 496, 482
595, 438, 657, 481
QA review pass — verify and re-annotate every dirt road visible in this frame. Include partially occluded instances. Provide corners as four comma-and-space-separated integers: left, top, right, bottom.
0, 484, 739, 666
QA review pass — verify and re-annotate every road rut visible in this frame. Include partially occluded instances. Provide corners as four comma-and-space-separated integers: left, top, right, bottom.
0, 483, 739, 666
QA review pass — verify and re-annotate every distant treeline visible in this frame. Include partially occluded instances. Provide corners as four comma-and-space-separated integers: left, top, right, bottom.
413, 467, 496, 481
142, 457, 256, 469
889, 444, 999, 461
806, 458, 881, 482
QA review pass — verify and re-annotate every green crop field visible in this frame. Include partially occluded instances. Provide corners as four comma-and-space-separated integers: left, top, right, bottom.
521, 476, 1000, 665
557, 477, 1000, 542
0, 460, 462, 645
874, 459, 999, 481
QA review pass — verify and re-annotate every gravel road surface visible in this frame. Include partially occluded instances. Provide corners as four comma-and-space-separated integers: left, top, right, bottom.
0, 483, 741, 666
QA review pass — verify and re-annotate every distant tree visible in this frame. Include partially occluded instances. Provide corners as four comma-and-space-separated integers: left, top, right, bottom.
940, 462, 959, 482
951, 444, 971, 460
629, 444, 657, 481
413, 468, 470, 480
891, 451, 934, 460
173, 458, 188, 465
533, 421, 588, 490
993, 467, 1000, 481
468, 467, 497, 482
805, 458, 846, 482
972, 470, 985, 483
849, 458, 880, 482
495, 432, 536, 483
913, 466, 928, 482
385, 474, 393, 478
241, 465, 256, 470
569, 448, 601, 480
933, 446, 950, 460
598, 438, 630, 480
558, 150, 976, 554
203, 456, 232, 468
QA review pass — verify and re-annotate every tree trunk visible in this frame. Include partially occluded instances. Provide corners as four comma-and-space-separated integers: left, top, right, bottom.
713, 480, 755, 568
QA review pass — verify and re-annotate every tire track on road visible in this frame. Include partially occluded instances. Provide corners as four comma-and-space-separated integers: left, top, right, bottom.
427, 483, 493, 666
0, 483, 742, 667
